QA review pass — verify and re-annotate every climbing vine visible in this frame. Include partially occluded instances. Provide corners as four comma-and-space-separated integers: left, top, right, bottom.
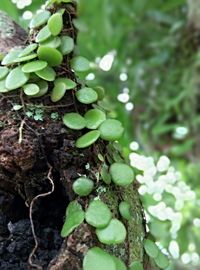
0, 1, 169, 269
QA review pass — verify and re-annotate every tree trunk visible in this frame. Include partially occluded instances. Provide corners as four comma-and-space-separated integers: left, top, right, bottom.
0, 3, 146, 270
187, 0, 200, 30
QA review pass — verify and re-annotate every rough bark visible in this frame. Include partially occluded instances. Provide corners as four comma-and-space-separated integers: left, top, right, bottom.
0, 11, 27, 54
0, 4, 146, 270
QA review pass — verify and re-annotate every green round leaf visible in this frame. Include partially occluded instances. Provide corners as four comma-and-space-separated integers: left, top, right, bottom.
76, 130, 100, 148
119, 201, 131, 220
93, 86, 105, 100
99, 119, 124, 141
0, 79, 8, 93
29, 10, 51, 29
112, 256, 127, 270
35, 66, 56, 81
129, 261, 144, 270
5, 66, 29, 90
83, 247, 116, 270
14, 53, 38, 63
51, 82, 66, 102
19, 44, 38, 57
55, 77, 76, 89
48, 13, 63, 36
96, 218, 127, 244
40, 36, 61, 48
36, 26, 52, 43
85, 200, 112, 228
0, 67, 9, 80
59, 35, 74, 55
110, 163, 134, 186
61, 201, 84, 238
37, 46, 63, 66
84, 109, 106, 129
31, 80, 48, 98
63, 112, 86, 130
71, 56, 90, 72
144, 239, 159, 259
76, 87, 98, 104
73, 177, 94, 196
23, 83, 40, 96
22, 60, 47, 73
2, 49, 22, 65
154, 251, 169, 269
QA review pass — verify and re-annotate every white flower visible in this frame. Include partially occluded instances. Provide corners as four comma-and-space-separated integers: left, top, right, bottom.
157, 155, 170, 172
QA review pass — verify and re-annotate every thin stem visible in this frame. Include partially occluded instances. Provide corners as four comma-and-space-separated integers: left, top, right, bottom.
28, 164, 55, 270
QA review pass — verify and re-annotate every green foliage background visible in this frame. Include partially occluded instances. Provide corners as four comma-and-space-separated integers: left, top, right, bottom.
1, 0, 200, 269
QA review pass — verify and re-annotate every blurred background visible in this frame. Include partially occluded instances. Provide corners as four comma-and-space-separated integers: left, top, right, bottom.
0, 0, 200, 269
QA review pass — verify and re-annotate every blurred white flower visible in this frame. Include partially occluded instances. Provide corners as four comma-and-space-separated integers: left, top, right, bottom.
169, 240, 180, 259
99, 51, 116, 71
157, 155, 170, 172
125, 102, 134, 111
130, 141, 139, 151
117, 93, 129, 103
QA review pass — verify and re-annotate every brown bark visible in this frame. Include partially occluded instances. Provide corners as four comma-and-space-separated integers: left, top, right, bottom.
0, 10, 27, 54
0, 4, 146, 270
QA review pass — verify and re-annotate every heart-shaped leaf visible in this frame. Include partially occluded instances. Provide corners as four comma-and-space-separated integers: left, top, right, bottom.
85, 200, 112, 228
73, 177, 94, 197
48, 13, 63, 36
61, 200, 84, 238
76, 87, 98, 104
83, 247, 116, 270
84, 109, 106, 129
96, 219, 127, 244
22, 60, 47, 73
35, 66, 56, 81
63, 112, 86, 130
5, 66, 29, 90
37, 46, 63, 66
59, 36, 74, 55
36, 26, 52, 43
99, 119, 124, 141
144, 239, 159, 259
29, 10, 51, 29
71, 56, 90, 72
110, 163, 134, 186
51, 82, 66, 102
76, 130, 100, 148
23, 83, 40, 96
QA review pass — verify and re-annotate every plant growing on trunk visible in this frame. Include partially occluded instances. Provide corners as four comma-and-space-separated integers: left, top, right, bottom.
0, 1, 169, 269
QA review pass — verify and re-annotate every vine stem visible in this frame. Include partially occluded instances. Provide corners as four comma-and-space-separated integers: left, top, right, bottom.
28, 164, 55, 270
18, 119, 25, 144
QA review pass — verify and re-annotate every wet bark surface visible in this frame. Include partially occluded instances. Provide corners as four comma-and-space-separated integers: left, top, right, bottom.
0, 4, 146, 270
